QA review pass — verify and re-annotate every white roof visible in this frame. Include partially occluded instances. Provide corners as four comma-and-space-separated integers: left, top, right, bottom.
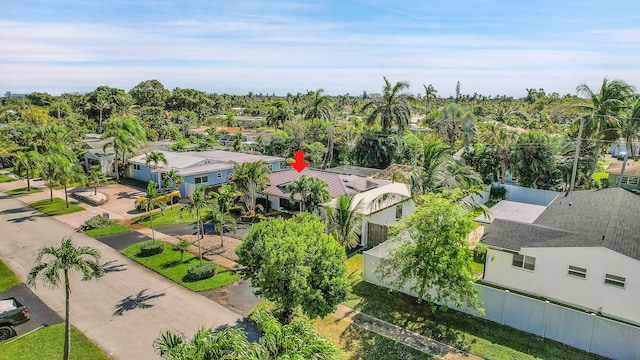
325, 182, 411, 215
128, 151, 205, 169
475, 200, 547, 224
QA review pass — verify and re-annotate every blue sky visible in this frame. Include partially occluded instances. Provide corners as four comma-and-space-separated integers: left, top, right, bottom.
2, 0, 640, 97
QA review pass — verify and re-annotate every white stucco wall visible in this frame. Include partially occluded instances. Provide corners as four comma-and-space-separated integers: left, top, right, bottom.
484, 247, 640, 324
361, 200, 414, 246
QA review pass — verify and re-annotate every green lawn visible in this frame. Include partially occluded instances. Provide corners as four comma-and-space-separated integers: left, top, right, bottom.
5, 187, 44, 196
29, 198, 85, 216
342, 254, 601, 359
133, 205, 212, 227
0, 173, 16, 183
122, 242, 238, 291
0, 323, 109, 360
85, 223, 133, 238
346, 254, 363, 285
0, 259, 21, 292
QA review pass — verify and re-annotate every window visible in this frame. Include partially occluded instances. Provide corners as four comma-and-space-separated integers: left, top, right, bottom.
133, 164, 141, 171
216, 172, 222, 179
604, 274, 626, 288
395, 205, 403, 219
620, 176, 639, 186
512, 254, 535, 271
194, 176, 208, 184
568, 265, 587, 278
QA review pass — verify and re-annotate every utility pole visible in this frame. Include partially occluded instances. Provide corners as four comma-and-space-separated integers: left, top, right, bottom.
569, 117, 584, 192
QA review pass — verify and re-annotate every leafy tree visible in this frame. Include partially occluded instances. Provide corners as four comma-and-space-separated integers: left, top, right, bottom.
362, 77, 412, 132
180, 186, 209, 263
112, 94, 139, 117
211, 210, 236, 248
377, 194, 482, 313
13, 150, 40, 192
129, 79, 170, 108
432, 103, 476, 148
286, 175, 331, 213
477, 122, 519, 184
236, 213, 350, 323
27, 237, 104, 360
617, 100, 640, 186
92, 95, 111, 133
136, 181, 166, 242
228, 160, 270, 215
266, 130, 294, 157
323, 194, 364, 249
511, 131, 561, 190
153, 310, 338, 359
302, 141, 327, 167
352, 130, 397, 169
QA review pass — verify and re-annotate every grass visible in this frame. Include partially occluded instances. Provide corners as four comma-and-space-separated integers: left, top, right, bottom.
0, 259, 21, 292
0, 323, 110, 360
29, 198, 84, 216
133, 205, 212, 227
84, 223, 133, 238
0, 173, 16, 183
5, 187, 43, 196
346, 254, 364, 285
122, 242, 238, 291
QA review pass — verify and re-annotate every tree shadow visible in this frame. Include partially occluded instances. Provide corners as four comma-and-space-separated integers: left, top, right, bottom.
113, 289, 166, 316
7, 212, 47, 223
83, 260, 127, 281
212, 318, 260, 342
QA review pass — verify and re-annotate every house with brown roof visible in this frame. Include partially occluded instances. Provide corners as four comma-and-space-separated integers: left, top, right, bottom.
606, 160, 640, 190
261, 168, 413, 247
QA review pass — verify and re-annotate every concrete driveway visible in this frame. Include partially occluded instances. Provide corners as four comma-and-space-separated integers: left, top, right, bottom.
0, 195, 250, 360
0, 284, 63, 337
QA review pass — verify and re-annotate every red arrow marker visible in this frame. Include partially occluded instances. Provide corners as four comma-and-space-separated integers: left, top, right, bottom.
290, 150, 310, 173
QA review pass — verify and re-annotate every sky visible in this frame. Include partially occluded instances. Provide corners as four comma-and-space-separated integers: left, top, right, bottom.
2, 0, 640, 98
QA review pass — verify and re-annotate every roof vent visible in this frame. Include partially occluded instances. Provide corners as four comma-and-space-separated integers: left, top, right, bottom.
569, 202, 572, 206
602, 235, 605, 241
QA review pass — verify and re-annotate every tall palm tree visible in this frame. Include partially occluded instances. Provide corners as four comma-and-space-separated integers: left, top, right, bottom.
478, 122, 519, 184
93, 96, 111, 133
56, 158, 85, 208
88, 165, 107, 195
264, 99, 294, 130
144, 151, 168, 185
323, 194, 364, 249
286, 175, 331, 213
617, 100, 640, 186
13, 150, 40, 192
362, 77, 412, 132
27, 237, 103, 360
303, 89, 333, 121
180, 186, 209, 264
102, 117, 146, 180
163, 169, 183, 209
576, 78, 635, 177
227, 160, 270, 215
39, 153, 62, 202
112, 94, 138, 117
136, 181, 166, 242
423, 83, 438, 114
209, 184, 241, 247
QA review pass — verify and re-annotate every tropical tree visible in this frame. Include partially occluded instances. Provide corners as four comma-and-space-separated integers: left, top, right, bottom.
236, 213, 350, 323
135, 181, 166, 242
303, 89, 333, 121
208, 184, 241, 247
423, 83, 438, 114
302, 141, 327, 167
93, 96, 111, 133
102, 117, 146, 180
163, 169, 183, 209
323, 194, 364, 249
576, 78, 635, 177
616, 100, 640, 186
56, 157, 86, 208
477, 122, 519, 184
511, 131, 561, 190
112, 94, 139, 117
286, 175, 331, 213
87, 165, 107, 195
13, 150, 40, 192
264, 99, 295, 130
27, 237, 104, 360
180, 186, 209, 263
377, 194, 482, 313
228, 160, 270, 215
39, 153, 63, 202
173, 239, 191, 263
432, 103, 476, 148
362, 77, 412, 132
144, 151, 168, 184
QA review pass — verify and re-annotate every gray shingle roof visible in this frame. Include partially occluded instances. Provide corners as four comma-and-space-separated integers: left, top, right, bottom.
481, 188, 640, 260
262, 169, 348, 200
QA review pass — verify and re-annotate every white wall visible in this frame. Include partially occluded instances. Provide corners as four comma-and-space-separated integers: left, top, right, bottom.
484, 247, 640, 325
361, 200, 414, 246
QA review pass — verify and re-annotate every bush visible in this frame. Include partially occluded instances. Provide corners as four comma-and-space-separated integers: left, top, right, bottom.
139, 241, 165, 256
489, 186, 507, 202
79, 214, 112, 231
187, 262, 217, 281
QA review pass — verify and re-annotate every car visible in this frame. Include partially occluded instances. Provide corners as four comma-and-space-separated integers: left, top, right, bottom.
0, 297, 30, 341
135, 189, 181, 208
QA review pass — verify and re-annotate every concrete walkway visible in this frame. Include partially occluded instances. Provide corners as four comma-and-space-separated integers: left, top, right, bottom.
0, 194, 247, 360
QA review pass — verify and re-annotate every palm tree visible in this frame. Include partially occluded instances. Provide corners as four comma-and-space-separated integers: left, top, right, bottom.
478, 122, 519, 184
423, 83, 437, 114
88, 165, 108, 195
136, 181, 166, 242
323, 194, 364, 249
211, 209, 237, 248
163, 169, 183, 209
576, 78, 635, 177
286, 175, 331, 213
180, 186, 209, 264
144, 151, 168, 185
227, 160, 270, 215
102, 117, 146, 180
27, 237, 103, 360
303, 89, 333, 121
617, 100, 640, 186
39, 153, 62, 202
56, 158, 85, 208
362, 77, 412, 132
209, 184, 241, 247
13, 150, 40, 192
264, 99, 294, 130
112, 94, 138, 117
432, 103, 476, 148
173, 239, 191, 263
93, 96, 111, 133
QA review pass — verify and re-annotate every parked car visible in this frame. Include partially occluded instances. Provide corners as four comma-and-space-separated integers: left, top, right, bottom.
0, 297, 29, 340
134, 189, 181, 208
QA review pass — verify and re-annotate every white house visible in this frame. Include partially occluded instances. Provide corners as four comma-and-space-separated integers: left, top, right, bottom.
481, 188, 640, 325
261, 168, 413, 247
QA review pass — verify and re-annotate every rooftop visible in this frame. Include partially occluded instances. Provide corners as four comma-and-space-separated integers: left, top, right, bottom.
606, 160, 640, 176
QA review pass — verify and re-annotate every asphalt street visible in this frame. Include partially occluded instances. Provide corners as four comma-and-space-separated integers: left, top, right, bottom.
0, 195, 250, 360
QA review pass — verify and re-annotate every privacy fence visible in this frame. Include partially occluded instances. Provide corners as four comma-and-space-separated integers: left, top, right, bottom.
364, 244, 640, 360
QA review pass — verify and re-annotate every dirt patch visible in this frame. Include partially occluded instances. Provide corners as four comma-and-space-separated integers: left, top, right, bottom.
179, 234, 241, 262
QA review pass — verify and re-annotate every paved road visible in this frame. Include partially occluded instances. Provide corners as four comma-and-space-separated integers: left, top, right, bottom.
0, 195, 248, 360
95, 231, 152, 252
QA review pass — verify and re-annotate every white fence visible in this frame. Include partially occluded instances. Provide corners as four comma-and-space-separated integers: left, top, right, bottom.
364, 246, 640, 360
493, 183, 560, 206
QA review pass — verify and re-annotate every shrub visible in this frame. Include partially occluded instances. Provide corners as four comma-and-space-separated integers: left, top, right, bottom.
139, 241, 165, 256
79, 214, 112, 231
187, 262, 217, 281
489, 185, 507, 202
